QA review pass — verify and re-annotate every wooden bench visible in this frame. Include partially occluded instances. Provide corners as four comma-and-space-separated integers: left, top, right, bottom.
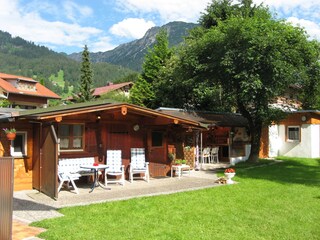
58, 157, 96, 177
58, 157, 98, 194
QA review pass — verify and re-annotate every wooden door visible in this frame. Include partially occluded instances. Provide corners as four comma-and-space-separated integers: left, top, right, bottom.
40, 125, 58, 199
147, 129, 168, 176
106, 124, 130, 156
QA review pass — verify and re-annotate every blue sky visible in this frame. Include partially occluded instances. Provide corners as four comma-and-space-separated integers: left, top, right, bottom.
0, 0, 319, 54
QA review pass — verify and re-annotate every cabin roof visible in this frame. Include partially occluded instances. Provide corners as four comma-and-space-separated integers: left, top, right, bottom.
157, 108, 248, 127
10, 99, 203, 127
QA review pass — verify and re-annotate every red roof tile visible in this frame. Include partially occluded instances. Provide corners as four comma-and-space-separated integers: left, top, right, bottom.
0, 72, 36, 82
0, 72, 61, 99
93, 82, 133, 96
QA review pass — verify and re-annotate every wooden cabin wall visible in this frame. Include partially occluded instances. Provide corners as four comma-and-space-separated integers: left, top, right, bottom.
101, 122, 146, 177
259, 127, 269, 158
32, 123, 41, 190
0, 122, 34, 191
9, 109, 199, 191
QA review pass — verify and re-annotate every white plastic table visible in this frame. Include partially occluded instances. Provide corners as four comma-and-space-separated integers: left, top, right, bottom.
81, 164, 109, 192
171, 164, 190, 179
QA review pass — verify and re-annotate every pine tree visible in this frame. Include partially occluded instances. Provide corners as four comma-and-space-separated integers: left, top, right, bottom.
129, 76, 154, 107
130, 29, 171, 108
75, 45, 94, 102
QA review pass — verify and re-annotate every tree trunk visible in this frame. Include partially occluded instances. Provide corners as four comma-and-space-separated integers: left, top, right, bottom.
247, 122, 262, 163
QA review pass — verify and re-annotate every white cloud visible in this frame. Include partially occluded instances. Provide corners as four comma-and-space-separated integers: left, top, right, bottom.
63, 1, 93, 23
110, 18, 155, 39
253, 0, 320, 19
253, 0, 320, 41
254, 0, 319, 9
287, 17, 320, 41
115, 0, 211, 23
0, 0, 101, 51
90, 36, 117, 52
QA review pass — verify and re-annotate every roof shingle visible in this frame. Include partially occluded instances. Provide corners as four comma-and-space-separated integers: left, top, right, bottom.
0, 72, 61, 99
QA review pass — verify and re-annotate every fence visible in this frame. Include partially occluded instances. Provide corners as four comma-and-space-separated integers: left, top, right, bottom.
0, 157, 14, 240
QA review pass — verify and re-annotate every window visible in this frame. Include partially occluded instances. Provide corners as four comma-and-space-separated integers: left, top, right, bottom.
152, 131, 163, 147
59, 124, 84, 151
287, 126, 300, 141
11, 132, 27, 157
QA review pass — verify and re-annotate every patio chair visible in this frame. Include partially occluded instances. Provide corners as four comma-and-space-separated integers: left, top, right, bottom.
57, 170, 81, 194
202, 147, 211, 164
130, 148, 149, 183
210, 147, 219, 163
105, 150, 125, 186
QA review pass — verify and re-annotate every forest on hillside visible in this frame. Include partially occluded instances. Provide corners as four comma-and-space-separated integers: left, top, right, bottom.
0, 30, 137, 96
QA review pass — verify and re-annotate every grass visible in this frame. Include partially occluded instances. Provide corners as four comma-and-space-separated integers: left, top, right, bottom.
32, 157, 320, 239
49, 70, 65, 88
49, 69, 74, 96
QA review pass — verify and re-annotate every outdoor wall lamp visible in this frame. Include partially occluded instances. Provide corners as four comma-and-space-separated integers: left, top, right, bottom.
133, 124, 140, 131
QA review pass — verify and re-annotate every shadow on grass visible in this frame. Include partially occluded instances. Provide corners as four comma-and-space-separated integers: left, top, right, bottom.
226, 157, 320, 187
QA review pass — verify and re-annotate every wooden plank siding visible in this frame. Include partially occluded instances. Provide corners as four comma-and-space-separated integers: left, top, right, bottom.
259, 127, 269, 158
0, 157, 14, 239
0, 122, 34, 191
8, 93, 48, 104
4, 102, 203, 193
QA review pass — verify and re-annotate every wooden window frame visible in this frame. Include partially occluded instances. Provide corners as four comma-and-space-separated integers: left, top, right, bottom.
58, 124, 85, 152
151, 131, 163, 147
10, 131, 27, 157
286, 125, 300, 142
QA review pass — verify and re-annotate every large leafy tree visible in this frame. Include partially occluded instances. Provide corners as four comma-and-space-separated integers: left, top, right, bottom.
75, 45, 95, 102
168, 0, 320, 162
153, 0, 267, 111
130, 29, 172, 108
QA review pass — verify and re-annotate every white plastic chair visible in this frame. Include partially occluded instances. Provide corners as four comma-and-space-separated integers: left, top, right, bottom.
202, 147, 211, 164
105, 150, 125, 186
130, 148, 149, 183
211, 147, 219, 163
57, 170, 81, 194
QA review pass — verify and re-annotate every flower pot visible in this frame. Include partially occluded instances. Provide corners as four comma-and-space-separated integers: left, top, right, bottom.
224, 172, 236, 184
6, 132, 16, 140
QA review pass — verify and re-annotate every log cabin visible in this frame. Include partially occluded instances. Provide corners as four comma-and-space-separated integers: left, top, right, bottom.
0, 100, 205, 199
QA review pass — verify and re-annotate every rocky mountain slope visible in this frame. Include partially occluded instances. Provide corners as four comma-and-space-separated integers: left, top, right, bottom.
68, 21, 197, 71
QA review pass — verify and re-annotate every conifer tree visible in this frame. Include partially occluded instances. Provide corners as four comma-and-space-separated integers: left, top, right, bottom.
130, 29, 171, 108
75, 45, 94, 102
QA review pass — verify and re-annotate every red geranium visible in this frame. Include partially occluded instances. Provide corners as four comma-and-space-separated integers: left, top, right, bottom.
224, 168, 235, 173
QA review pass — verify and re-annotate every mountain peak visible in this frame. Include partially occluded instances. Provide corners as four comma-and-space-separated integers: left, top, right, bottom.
68, 21, 198, 72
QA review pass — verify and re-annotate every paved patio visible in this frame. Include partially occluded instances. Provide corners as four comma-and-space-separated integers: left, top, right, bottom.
12, 167, 226, 239
13, 168, 223, 223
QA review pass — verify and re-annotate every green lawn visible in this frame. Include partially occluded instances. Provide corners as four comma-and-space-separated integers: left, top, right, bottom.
32, 157, 320, 240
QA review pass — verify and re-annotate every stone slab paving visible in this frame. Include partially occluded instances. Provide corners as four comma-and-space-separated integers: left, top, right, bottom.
13, 170, 220, 224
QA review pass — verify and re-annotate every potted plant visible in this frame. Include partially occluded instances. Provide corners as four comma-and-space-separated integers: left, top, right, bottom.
184, 146, 191, 151
224, 168, 236, 184
175, 159, 182, 165
3, 128, 16, 140
168, 153, 175, 162
181, 159, 187, 165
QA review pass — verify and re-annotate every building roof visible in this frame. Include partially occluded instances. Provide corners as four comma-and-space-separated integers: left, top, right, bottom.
157, 108, 248, 127
93, 82, 133, 96
0, 72, 36, 82
7, 100, 204, 128
0, 72, 61, 99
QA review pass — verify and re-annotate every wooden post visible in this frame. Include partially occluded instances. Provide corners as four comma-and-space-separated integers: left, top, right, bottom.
0, 156, 14, 240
